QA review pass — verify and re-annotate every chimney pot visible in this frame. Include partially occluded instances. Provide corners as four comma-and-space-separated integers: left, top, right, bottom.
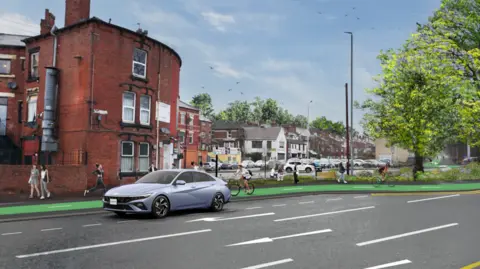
40, 9, 56, 35
65, 0, 91, 27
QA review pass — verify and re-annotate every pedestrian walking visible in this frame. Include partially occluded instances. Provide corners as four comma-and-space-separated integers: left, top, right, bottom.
40, 165, 51, 199
191, 161, 199, 170
338, 162, 347, 184
84, 163, 106, 196
293, 163, 299, 184
148, 162, 157, 172
277, 165, 284, 181
28, 165, 40, 199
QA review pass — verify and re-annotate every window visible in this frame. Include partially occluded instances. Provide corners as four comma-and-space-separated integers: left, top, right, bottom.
189, 114, 194, 125
180, 113, 185, 124
0, 59, 11, 74
252, 141, 262, 148
279, 141, 285, 148
18, 101, 23, 123
267, 141, 272, 149
21, 58, 25, 71
138, 143, 149, 172
27, 95, 37, 122
122, 92, 135, 123
140, 95, 151, 125
224, 142, 235, 148
226, 131, 232, 138
180, 134, 185, 143
136, 171, 180, 184
175, 172, 194, 184
193, 172, 215, 182
121, 141, 134, 172
132, 48, 147, 78
189, 132, 193, 144
30, 52, 39, 78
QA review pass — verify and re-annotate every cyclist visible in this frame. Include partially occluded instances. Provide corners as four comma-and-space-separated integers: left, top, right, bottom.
378, 163, 389, 182
236, 164, 252, 193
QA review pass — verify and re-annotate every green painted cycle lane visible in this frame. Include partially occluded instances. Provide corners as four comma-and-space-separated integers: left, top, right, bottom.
1, 183, 479, 216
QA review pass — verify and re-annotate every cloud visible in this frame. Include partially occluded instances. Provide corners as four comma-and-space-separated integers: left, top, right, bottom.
132, 3, 195, 31
201, 11, 235, 32
259, 59, 314, 72
0, 13, 39, 35
207, 61, 254, 79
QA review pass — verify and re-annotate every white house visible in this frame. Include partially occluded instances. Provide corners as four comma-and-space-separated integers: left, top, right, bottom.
243, 126, 287, 161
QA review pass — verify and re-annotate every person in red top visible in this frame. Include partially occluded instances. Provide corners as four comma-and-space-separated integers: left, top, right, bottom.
378, 163, 389, 182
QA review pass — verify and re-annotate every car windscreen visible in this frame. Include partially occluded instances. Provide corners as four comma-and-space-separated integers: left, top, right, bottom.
135, 171, 180, 184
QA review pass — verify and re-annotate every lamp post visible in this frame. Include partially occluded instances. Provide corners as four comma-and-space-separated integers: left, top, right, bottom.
306, 100, 312, 159
344, 31, 354, 175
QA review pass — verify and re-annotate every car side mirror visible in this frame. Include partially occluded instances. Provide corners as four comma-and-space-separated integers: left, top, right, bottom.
175, 180, 186, 186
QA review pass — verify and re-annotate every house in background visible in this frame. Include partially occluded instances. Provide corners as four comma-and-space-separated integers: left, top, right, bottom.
243, 126, 287, 161
375, 138, 409, 164
210, 120, 245, 164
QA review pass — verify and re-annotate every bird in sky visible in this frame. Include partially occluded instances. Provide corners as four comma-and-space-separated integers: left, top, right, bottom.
240, 92, 244, 95
236, 82, 240, 84
201, 86, 204, 89
317, 11, 322, 14
228, 89, 232, 91
357, 17, 360, 20
209, 66, 214, 70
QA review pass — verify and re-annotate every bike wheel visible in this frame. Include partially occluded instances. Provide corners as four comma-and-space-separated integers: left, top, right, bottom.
246, 183, 255, 195
372, 176, 381, 187
229, 183, 241, 196
387, 178, 395, 187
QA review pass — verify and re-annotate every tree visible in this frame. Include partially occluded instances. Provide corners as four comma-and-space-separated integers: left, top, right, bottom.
190, 93, 214, 120
261, 98, 280, 123
311, 116, 346, 136
215, 100, 252, 122
292, 115, 308, 128
359, 37, 462, 177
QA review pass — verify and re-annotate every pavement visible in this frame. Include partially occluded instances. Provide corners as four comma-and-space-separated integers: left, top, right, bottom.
0, 192, 478, 268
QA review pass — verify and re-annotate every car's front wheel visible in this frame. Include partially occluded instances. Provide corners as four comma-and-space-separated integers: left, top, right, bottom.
151, 195, 170, 218
305, 167, 312, 173
285, 167, 292, 173
210, 192, 225, 212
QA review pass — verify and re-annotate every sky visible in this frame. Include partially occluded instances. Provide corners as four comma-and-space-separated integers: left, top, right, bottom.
0, 0, 442, 130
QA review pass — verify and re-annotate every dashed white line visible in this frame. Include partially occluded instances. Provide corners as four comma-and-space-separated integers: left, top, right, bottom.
16, 229, 212, 258
274, 206, 375, 222
272, 204, 286, 207
365, 259, 412, 269
240, 258, 294, 269
186, 212, 275, 223
356, 223, 458, 246
326, 198, 343, 202
82, 223, 102, 227
245, 207, 263, 210
117, 220, 138, 224
299, 201, 314, 204
354, 195, 369, 199
48, 205, 72, 209
41, 228, 63, 232
2, 232, 22, 236
407, 194, 460, 204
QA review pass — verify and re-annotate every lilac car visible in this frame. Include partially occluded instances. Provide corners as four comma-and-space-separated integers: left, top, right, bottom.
103, 170, 231, 218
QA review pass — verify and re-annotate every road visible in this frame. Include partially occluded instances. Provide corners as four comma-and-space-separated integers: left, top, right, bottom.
0, 193, 478, 269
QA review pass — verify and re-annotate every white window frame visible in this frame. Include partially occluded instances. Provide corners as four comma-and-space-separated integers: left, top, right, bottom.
138, 143, 150, 172
189, 132, 194, 144
189, 114, 194, 125
30, 52, 39, 78
122, 92, 136, 123
226, 131, 232, 138
27, 95, 38, 122
121, 141, 134, 172
132, 48, 147, 78
139, 95, 151, 125
0, 59, 11, 74
180, 112, 185, 125
279, 141, 285, 148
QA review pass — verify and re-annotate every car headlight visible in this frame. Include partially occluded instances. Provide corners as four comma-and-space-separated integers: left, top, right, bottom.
139, 193, 153, 198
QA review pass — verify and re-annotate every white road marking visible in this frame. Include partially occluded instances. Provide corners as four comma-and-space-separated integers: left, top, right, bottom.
117, 220, 138, 224
48, 205, 72, 209
326, 198, 343, 202
227, 229, 332, 247
186, 212, 275, 223
245, 207, 262, 210
365, 259, 412, 269
407, 194, 460, 204
283, 188, 303, 191
41, 228, 63, 232
356, 223, 458, 246
82, 223, 102, 227
16, 229, 212, 258
274, 206, 375, 222
354, 195, 369, 199
299, 201, 314, 204
2, 232, 22, 236
272, 204, 286, 207
240, 258, 294, 269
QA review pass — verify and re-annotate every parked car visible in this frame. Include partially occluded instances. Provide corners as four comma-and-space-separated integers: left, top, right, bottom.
103, 170, 231, 218
241, 160, 255, 168
283, 161, 315, 173
254, 160, 265, 167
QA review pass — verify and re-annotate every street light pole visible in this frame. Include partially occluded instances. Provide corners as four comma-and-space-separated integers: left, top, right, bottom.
306, 100, 312, 159
345, 31, 354, 175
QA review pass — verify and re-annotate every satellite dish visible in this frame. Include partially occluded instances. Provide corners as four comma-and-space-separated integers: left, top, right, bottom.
7, 82, 17, 90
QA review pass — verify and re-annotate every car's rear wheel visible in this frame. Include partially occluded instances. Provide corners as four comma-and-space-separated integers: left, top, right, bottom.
115, 212, 126, 217
305, 167, 312, 173
151, 195, 170, 218
210, 192, 225, 212
286, 167, 292, 173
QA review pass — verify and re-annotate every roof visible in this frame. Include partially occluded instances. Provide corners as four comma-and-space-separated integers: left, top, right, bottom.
22, 17, 181, 66
0, 33, 29, 47
212, 120, 248, 130
199, 115, 211, 122
179, 100, 199, 111
243, 126, 282, 140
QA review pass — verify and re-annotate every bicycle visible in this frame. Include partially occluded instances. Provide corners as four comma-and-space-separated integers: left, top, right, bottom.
226, 178, 255, 196
372, 173, 395, 187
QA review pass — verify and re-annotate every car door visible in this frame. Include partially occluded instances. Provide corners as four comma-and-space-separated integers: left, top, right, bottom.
169, 172, 199, 210
192, 172, 218, 207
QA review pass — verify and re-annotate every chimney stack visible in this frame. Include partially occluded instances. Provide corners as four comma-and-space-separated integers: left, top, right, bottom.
40, 9, 56, 35
65, 0, 90, 27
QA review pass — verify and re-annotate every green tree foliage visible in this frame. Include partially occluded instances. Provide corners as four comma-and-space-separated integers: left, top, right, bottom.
359, 36, 462, 174
311, 116, 346, 136
190, 93, 215, 120
215, 100, 252, 122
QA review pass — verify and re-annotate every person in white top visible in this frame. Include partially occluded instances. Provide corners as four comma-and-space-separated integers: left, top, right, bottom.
40, 165, 51, 199
236, 164, 251, 193
191, 161, 199, 170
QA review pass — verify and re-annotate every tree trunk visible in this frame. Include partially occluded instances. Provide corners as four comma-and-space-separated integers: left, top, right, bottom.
413, 152, 424, 181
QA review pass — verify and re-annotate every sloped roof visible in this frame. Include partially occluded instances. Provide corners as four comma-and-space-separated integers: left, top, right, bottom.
199, 115, 211, 122
179, 100, 199, 111
212, 120, 248, 130
244, 126, 283, 140
0, 33, 29, 47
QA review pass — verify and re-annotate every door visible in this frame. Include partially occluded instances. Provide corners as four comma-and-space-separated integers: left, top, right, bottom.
192, 172, 218, 207
169, 172, 200, 209
0, 98, 7, 136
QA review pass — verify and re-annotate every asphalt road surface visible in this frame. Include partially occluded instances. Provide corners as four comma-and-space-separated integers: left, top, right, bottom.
0, 193, 478, 269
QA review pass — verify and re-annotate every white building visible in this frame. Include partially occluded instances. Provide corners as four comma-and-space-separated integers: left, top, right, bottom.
243, 126, 287, 161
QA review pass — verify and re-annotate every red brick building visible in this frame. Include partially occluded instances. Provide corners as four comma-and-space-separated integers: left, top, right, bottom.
14, 0, 181, 186
0, 34, 28, 164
